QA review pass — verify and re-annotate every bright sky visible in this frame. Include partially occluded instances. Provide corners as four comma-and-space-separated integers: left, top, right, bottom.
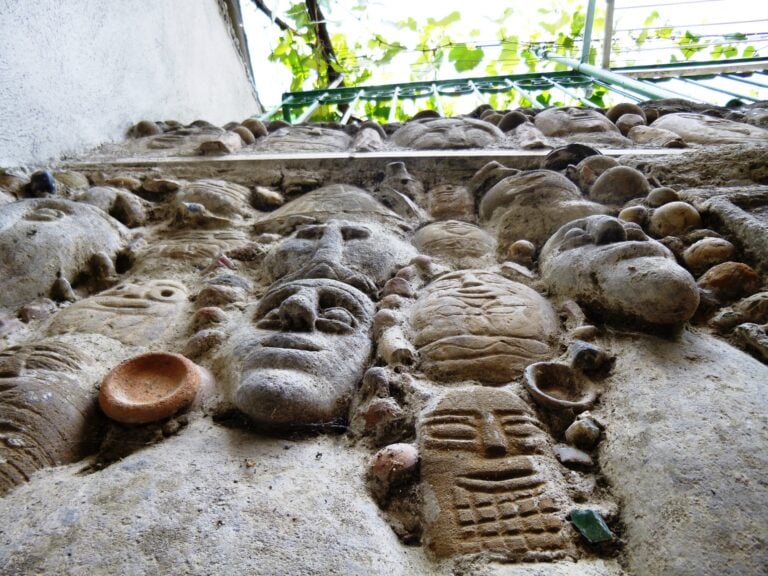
241, 0, 768, 107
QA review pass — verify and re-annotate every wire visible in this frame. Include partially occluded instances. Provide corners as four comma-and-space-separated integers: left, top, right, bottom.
614, 19, 768, 32
614, 0, 726, 9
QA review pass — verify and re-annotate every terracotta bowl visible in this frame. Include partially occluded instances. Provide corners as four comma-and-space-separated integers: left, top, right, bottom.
524, 361, 596, 413
99, 352, 200, 424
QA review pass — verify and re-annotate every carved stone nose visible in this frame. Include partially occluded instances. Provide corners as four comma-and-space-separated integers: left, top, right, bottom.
461, 273, 484, 288
481, 413, 508, 458
279, 291, 317, 332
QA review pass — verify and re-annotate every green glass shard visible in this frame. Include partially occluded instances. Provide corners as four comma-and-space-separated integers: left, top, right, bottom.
570, 508, 614, 543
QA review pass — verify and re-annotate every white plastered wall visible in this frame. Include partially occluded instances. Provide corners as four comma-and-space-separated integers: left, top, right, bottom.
0, 0, 260, 166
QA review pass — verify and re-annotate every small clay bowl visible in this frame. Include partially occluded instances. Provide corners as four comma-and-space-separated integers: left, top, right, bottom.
99, 352, 200, 424
524, 361, 596, 412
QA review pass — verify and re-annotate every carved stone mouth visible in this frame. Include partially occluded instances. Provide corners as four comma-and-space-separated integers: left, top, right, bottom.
259, 335, 323, 352
94, 297, 151, 310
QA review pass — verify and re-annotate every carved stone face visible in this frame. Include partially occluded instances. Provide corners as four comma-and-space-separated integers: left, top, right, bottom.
253, 184, 406, 235
479, 169, 605, 250
411, 271, 558, 383
0, 340, 100, 495
391, 118, 504, 150
136, 230, 248, 273
235, 278, 374, 425
265, 220, 416, 293
254, 126, 351, 152
427, 184, 474, 220
175, 179, 254, 220
540, 215, 700, 327
0, 199, 127, 308
534, 107, 620, 137
651, 112, 768, 144
413, 221, 495, 268
418, 387, 572, 561
48, 280, 188, 345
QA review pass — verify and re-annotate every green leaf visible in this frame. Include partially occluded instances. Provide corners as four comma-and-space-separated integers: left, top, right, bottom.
743, 45, 757, 58
497, 37, 520, 73
432, 11, 461, 28
397, 17, 417, 31
656, 27, 674, 40
448, 44, 485, 72
724, 32, 747, 41
570, 11, 585, 37
643, 10, 660, 27
724, 45, 738, 58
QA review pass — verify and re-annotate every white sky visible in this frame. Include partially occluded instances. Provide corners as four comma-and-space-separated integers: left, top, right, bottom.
241, 0, 768, 107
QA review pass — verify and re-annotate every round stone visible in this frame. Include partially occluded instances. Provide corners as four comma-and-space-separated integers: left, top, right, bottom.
698, 261, 761, 301
649, 201, 702, 237
618, 205, 648, 226
683, 238, 736, 274
646, 187, 680, 207
590, 166, 651, 204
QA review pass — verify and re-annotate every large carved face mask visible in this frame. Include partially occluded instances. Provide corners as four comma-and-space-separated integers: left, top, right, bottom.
540, 215, 699, 327
264, 220, 416, 294
411, 271, 558, 384
235, 278, 374, 426
418, 387, 572, 561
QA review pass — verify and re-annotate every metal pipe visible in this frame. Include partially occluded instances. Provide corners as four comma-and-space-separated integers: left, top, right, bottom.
294, 74, 345, 124
547, 78, 600, 107
387, 87, 400, 123
581, 0, 597, 63
591, 78, 644, 102
259, 97, 291, 122
676, 77, 759, 102
431, 84, 445, 117
506, 80, 545, 109
539, 51, 684, 100
468, 80, 488, 105
341, 90, 364, 124
724, 73, 768, 90
602, 0, 615, 69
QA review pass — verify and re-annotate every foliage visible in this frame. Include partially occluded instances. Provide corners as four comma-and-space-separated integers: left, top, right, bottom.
252, 0, 760, 122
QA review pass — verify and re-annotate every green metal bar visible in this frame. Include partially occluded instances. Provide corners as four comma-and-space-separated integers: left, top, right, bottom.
643, 77, 707, 101
540, 51, 686, 100
547, 77, 599, 107
341, 90, 364, 124
581, 0, 597, 64
614, 57, 768, 74
431, 84, 445, 117
387, 87, 400, 123
259, 97, 292, 122
676, 77, 759, 102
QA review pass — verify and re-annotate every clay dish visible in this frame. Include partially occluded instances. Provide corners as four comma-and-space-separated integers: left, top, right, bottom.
99, 352, 200, 424
524, 361, 596, 412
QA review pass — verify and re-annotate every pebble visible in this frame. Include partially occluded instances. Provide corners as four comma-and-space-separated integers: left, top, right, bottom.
185, 329, 225, 358
646, 187, 679, 207
133, 120, 161, 137
192, 307, 228, 331
195, 285, 243, 307
568, 155, 621, 194
683, 237, 736, 274
383, 277, 414, 298
615, 113, 645, 136
143, 178, 181, 194
554, 444, 593, 468
252, 186, 284, 210
590, 166, 651, 204
698, 261, 761, 301
606, 102, 646, 124
241, 118, 268, 138
369, 444, 419, 489
565, 418, 602, 450
543, 143, 601, 171
232, 125, 256, 145
508, 239, 536, 266
27, 171, 57, 197
17, 299, 57, 322
649, 201, 702, 237
104, 176, 142, 191
618, 205, 648, 226
54, 171, 89, 190
569, 341, 611, 373
497, 111, 529, 132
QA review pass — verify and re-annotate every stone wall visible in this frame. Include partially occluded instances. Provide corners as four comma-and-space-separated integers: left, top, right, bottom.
0, 0, 260, 167
0, 101, 766, 576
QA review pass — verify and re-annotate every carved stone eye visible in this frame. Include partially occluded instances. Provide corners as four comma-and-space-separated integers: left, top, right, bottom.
316, 307, 355, 333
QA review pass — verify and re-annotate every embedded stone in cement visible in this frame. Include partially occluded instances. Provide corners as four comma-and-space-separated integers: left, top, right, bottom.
0, 198, 128, 309
48, 280, 188, 346
412, 221, 496, 269
534, 107, 630, 147
391, 118, 504, 149
0, 340, 100, 494
411, 270, 558, 383
253, 184, 407, 235
419, 386, 573, 561
232, 278, 374, 425
479, 169, 605, 250
651, 112, 768, 144
540, 215, 699, 328
253, 125, 352, 152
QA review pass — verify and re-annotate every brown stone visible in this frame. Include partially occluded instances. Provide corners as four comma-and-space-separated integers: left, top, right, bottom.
698, 262, 761, 301
649, 201, 702, 237
683, 238, 736, 274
